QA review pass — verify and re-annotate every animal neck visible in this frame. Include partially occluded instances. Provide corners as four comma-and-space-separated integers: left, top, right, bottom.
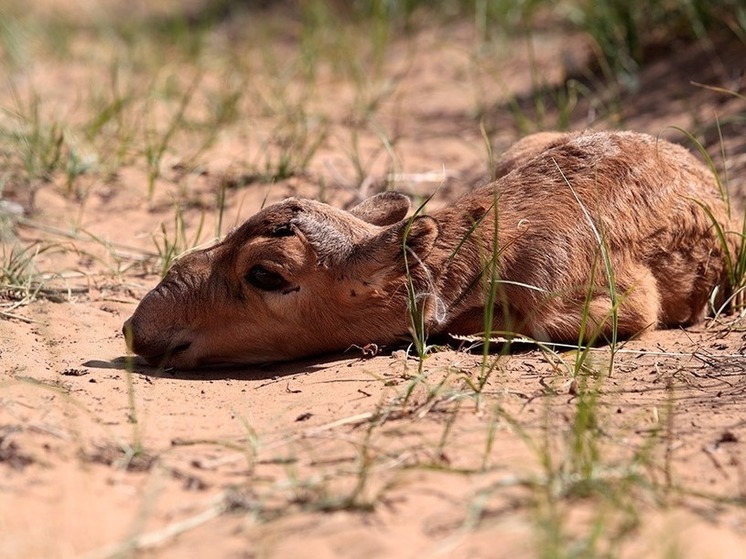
414, 187, 508, 333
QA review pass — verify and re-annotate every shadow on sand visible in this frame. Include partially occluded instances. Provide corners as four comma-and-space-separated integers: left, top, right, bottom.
82, 351, 377, 381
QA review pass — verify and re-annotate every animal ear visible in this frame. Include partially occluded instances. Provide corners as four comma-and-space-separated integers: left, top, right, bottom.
349, 192, 411, 226
348, 215, 439, 277
400, 215, 439, 263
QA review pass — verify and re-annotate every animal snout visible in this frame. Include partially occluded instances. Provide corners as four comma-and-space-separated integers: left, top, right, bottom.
122, 315, 193, 367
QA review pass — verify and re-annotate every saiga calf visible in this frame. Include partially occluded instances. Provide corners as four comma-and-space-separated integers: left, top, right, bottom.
124, 131, 738, 368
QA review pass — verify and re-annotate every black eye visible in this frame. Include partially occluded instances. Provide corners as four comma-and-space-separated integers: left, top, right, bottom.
246, 265, 290, 292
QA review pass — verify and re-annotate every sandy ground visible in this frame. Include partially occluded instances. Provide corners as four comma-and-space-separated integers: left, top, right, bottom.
1, 5, 746, 558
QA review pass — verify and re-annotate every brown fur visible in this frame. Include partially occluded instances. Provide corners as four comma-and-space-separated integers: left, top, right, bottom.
123, 131, 738, 368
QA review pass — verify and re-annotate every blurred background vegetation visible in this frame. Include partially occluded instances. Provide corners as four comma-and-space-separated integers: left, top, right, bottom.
0, 0, 744, 217
3, 0, 744, 84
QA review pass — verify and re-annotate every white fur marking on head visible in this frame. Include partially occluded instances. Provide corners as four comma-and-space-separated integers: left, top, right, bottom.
292, 212, 355, 266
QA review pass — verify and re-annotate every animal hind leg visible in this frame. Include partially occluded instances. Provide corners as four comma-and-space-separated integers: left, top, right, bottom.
534, 265, 661, 343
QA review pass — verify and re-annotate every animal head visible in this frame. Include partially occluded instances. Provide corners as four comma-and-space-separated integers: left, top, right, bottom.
123, 192, 438, 368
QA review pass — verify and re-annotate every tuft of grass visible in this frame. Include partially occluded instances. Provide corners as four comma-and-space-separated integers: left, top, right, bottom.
143, 73, 202, 200
257, 111, 328, 184
84, 60, 140, 171
0, 89, 66, 187
0, 14, 31, 70
566, 0, 744, 88
0, 239, 60, 319
152, 204, 207, 277
402, 194, 439, 367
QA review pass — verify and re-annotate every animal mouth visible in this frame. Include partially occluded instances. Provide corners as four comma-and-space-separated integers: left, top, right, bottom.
143, 341, 193, 368
171, 341, 192, 355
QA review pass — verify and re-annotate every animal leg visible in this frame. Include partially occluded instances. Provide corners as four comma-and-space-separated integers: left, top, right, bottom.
529, 264, 661, 344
